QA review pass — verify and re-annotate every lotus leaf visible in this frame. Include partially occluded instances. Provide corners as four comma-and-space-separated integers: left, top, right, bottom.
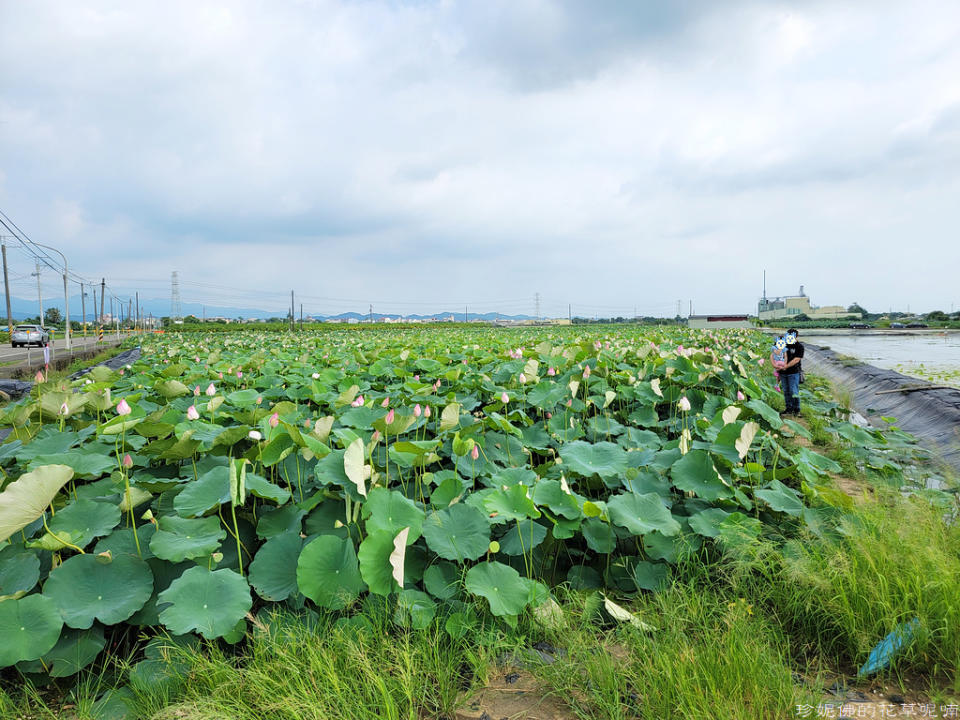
48, 499, 121, 549
297, 535, 365, 609
0, 594, 63, 668
632, 560, 670, 592
423, 561, 459, 600
670, 450, 732, 502
464, 562, 534, 617
248, 531, 302, 601
560, 441, 628, 479
362, 488, 424, 543
422, 504, 490, 562
497, 519, 548, 555
40, 626, 106, 677
0, 464, 74, 543
358, 530, 401, 595
606, 493, 681, 537
482, 484, 540, 523
394, 588, 436, 629
754, 480, 804, 517
44, 553, 152, 628
0, 548, 41, 596
158, 566, 252, 639
149, 515, 226, 562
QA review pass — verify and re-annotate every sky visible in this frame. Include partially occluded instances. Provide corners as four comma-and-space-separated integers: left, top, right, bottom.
1, 0, 959, 318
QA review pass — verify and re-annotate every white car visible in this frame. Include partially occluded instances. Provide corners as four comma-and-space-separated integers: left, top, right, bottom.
11, 324, 50, 348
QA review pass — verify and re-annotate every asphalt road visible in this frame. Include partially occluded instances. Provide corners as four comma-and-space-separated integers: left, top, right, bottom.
0, 335, 119, 365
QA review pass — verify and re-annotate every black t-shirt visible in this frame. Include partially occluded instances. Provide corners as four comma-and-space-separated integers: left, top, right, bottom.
781, 342, 804, 375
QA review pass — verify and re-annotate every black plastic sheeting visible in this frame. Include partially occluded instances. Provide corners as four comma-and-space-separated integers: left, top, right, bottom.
804, 344, 960, 473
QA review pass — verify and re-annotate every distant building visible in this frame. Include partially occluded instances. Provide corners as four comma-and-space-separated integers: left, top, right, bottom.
758, 286, 861, 321
688, 315, 752, 329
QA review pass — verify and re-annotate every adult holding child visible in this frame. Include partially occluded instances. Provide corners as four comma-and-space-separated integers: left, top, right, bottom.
779, 328, 804, 415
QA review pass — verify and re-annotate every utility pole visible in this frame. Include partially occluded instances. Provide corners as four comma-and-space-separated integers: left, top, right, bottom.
568, 304, 571, 322
300, 303, 303, 331
135, 291, 140, 332
465, 305, 468, 323
127, 299, 132, 332
93, 289, 98, 337
81, 283, 87, 338
1, 238, 12, 334
290, 291, 295, 331
33, 263, 43, 328
99, 279, 105, 329
368, 303, 373, 324
676, 300, 681, 319
689, 300, 692, 317
534, 293, 541, 323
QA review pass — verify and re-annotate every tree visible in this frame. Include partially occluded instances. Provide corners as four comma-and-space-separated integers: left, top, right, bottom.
847, 303, 868, 315
44, 307, 63, 326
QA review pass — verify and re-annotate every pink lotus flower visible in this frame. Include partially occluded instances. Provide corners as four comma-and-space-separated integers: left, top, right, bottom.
194, 356, 199, 363
414, 404, 422, 417
471, 445, 479, 460
737, 390, 745, 401
236, 371, 242, 378
381, 397, 390, 408
304, 419, 311, 428
372, 430, 381, 442
582, 365, 591, 379
248, 430, 262, 441
116, 398, 132, 416
351, 398, 360, 407
194, 386, 201, 396
206, 383, 216, 396
678, 396, 691, 412
118, 369, 125, 376
35, 370, 45, 383
122, 453, 133, 469
547, 367, 556, 376
414, 374, 419, 381
385, 409, 395, 424
269, 412, 279, 428
501, 392, 509, 403
187, 405, 200, 421
218, 372, 224, 379
519, 373, 526, 384
59, 402, 69, 416
566, 399, 573, 407
434, 380, 441, 390
462, 358, 468, 365
758, 358, 765, 366
424, 406, 431, 418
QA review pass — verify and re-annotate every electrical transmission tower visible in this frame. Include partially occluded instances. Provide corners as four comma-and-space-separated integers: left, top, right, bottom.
535, 292, 541, 323
171, 271, 182, 321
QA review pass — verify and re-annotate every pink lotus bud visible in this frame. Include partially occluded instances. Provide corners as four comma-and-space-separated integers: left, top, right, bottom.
385, 409, 395, 424
269, 412, 279, 428
351, 399, 359, 407
357, 395, 364, 406
237, 371, 242, 378
372, 430, 381, 442
194, 356, 199, 362
118, 369, 125, 376
381, 397, 390, 408
424, 405, 431, 418
547, 367, 556, 376
59, 402, 69, 416
194, 386, 201, 396
206, 383, 216, 396
519, 373, 526, 384
434, 380, 441, 390
737, 390, 745, 401
471, 444, 479, 460
566, 399, 572, 407
678, 396, 691, 412
462, 358, 468, 365
122, 453, 133, 469
35, 370, 45, 383
413, 374, 419, 381
218, 372, 224, 379
227, 367, 233, 373
186, 405, 200, 420
758, 358, 765, 366
582, 365, 591, 379
546, 412, 552, 419
116, 398, 132, 416
501, 392, 509, 403
256, 396, 263, 405
414, 404, 422, 417
248, 430, 262, 441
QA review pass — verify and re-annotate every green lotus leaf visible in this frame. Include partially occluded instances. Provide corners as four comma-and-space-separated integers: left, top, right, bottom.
248, 531, 302, 601
607, 493, 681, 537
40, 390, 87, 418
670, 450, 733, 502
687, 508, 731, 538
94, 525, 156, 560
754, 480, 804, 517
358, 530, 400, 596
28, 451, 116, 478
119, 486, 153, 512
497, 520, 548, 555
48, 499, 121, 549
362, 488, 424, 543
394, 588, 436, 629
632, 560, 670, 592
16, 430, 80, 462
296, 535, 365, 610
422, 504, 490, 562
43, 553, 153, 628
173, 466, 230, 517
464, 562, 533, 617
582, 517, 616, 554
439, 403, 461, 431
716, 512, 764, 552
483, 485, 540, 523
155, 379, 190, 398
0, 594, 63, 668
149, 515, 226, 562
245, 473, 292, 505
422, 561, 459, 600
531, 479, 582, 520
158, 566, 252, 639
41, 626, 106, 677
794, 447, 842, 475
560, 441, 628, 478
0, 464, 74, 543
745, 398, 783, 429
227, 388, 261, 406
256, 504, 305, 539
0, 548, 41, 596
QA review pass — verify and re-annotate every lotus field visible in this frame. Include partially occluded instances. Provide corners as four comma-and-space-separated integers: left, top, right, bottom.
0, 326, 893, 678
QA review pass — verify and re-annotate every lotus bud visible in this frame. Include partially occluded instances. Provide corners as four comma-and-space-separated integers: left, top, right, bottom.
546, 412, 552, 419
187, 404, 200, 420
351, 399, 360, 407
269, 412, 279, 428
424, 405, 431, 418
35, 370, 45, 383
194, 386, 201, 396
122, 453, 133, 469
414, 404, 422, 417
312, 372, 320, 379
356, 395, 365, 406
737, 390, 745, 401
116, 398, 132, 416
434, 380, 441, 390
519, 373, 526, 384
194, 356, 200, 362
758, 358, 765, 366
471, 444, 479, 460
566, 399, 572, 407
304, 419, 311, 428
414, 374, 420, 381
501, 392, 509, 403
382, 397, 390, 408
256, 396, 263, 405
248, 430, 263, 442
385, 409, 395, 424
678, 396, 691, 412
237, 371, 242, 378
118, 369, 125, 376
582, 365, 591, 379
462, 358, 468, 365
372, 430, 381, 443
547, 367, 556, 376
211, 552, 224, 564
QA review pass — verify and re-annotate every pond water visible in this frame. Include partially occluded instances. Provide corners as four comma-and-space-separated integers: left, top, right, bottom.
803, 332, 960, 385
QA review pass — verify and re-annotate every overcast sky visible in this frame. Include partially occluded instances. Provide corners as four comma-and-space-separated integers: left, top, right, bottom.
2, 0, 959, 317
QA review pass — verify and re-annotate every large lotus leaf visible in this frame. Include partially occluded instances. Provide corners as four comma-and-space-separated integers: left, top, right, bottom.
149, 515, 226, 562
227, 388, 261, 406
16, 430, 80, 462
582, 517, 616, 553
422, 504, 490, 562
0, 594, 63, 668
42, 626, 106, 677
687, 508, 731, 538
155, 379, 190, 398
465, 562, 535, 617
794, 447, 842, 475
633, 560, 670, 592
28, 451, 117, 478
423, 561, 459, 600
358, 530, 401, 596
174, 467, 230, 517
560, 441, 628, 479
483, 485, 541, 524
498, 520, 548, 555
245, 473, 291, 505
745, 398, 783, 429
361, 488, 424, 543
256, 504, 305, 539
716, 512, 763, 552
754, 480, 804, 517
158, 566, 252, 639
0, 548, 41, 596
607, 493, 681, 537
297, 535, 365, 610
394, 588, 437, 630
531, 479, 582, 520
48, 499, 121, 549
40, 390, 87, 418
0, 464, 74, 543
670, 450, 733, 502
248, 531, 302, 601
43, 553, 153, 628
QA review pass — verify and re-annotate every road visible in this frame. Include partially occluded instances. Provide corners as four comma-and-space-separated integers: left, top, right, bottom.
0, 335, 121, 365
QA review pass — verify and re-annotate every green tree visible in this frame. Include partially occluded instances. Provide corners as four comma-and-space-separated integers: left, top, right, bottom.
43, 307, 63, 326
847, 303, 868, 315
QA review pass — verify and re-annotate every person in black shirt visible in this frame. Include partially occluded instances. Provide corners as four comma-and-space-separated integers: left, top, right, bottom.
780, 328, 804, 415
